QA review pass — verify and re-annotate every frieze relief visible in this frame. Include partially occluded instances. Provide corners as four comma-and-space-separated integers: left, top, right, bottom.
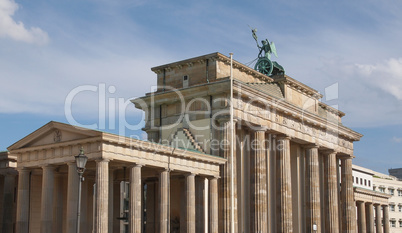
234, 98, 353, 150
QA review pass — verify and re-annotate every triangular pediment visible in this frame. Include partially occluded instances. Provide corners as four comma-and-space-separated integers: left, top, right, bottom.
8, 121, 102, 151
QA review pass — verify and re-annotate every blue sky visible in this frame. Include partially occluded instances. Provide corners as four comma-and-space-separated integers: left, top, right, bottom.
1, 0, 402, 173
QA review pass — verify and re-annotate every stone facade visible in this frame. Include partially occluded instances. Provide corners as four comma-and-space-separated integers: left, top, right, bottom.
0, 52, 364, 233
134, 53, 363, 233
373, 168, 402, 233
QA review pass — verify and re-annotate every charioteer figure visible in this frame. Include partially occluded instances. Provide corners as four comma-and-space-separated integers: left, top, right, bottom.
251, 27, 285, 76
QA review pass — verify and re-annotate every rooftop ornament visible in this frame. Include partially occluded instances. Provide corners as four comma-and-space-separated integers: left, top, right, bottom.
251, 27, 285, 76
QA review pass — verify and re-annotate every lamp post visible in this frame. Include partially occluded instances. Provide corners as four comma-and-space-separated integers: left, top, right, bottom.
75, 148, 88, 233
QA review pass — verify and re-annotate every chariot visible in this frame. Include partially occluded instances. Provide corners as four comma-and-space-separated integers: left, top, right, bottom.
251, 28, 285, 76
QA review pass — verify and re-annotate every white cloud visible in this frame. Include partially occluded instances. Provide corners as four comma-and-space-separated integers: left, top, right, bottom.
355, 58, 402, 100
0, 0, 49, 44
393, 137, 402, 143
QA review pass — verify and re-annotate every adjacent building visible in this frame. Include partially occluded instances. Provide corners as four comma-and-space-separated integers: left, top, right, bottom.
1, 52, 364, 233
372, 168, 402, 232
352, 164, 392, 233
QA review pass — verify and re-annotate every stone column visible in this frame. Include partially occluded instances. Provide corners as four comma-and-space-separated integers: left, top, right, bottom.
324, 150, 340, 233
276, 135, 293, 233
186, 173, 196, 233
146, 180, 157, 233
374, 204, 382, 233
16, 168, 30, 233
218, 118, 237, 233
383, 205, 389, 233
95, 159, 109, 233
210, 177, 218, 233
305, 145, 321, 233
2, 172, 16, 233
66, 162, 79, 233
356, 201, 366, 233
341, 157, 356, 233
109, 169, 114, 233
130, 164, 142, 233
40, 165, 55, 233
250, 128, 268, 233
53, 174, 64, 233
159, 169, 170, 233
365, 203, 374, 233
195, 176, 205, 233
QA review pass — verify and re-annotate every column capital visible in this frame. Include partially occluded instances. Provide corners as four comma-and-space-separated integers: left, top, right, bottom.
184, 172, 196, 177
251, 125, 269, 132
338, 154, 354, 160
373, 203, 381, 207
320, 148, 337, 155
356, 200, 365, 204
159, 167, 171, 173
303, 143, 319, 149
95, 158, 110, 163
275, 134, 291, 140
41, 164, 56, 170
216, 115, 239, 124
16, 167, 31, 173
129, 163, 144, 168
67, 161, 76, 166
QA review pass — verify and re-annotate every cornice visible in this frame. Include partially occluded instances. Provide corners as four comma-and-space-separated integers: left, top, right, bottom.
150, 52, 274, 83
354, 187, 392, 199
273, 74, 323, 99
319, 102, 345, 117
233, 80, 363, 141
101, 133, 227, 165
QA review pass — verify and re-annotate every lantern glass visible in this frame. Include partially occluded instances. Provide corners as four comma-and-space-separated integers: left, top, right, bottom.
75, 148, 88, 173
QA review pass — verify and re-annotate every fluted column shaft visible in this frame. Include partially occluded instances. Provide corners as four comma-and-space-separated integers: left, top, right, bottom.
210, 177, 219, 233
159, 169, 170, 233
16, 168, 30, 233
40, 165, 55, 233
2, 172, 16, 233
95, 159, 109, 233
186, 174, 196, 233
130, 165, 142, 233
276, 135, 293, 233
341, 157, 356, 233
250, 129, 267, 233
53, 174, 63, 233
305, 145, 321, 233
324, 151, 340, 233
374, 204, 382, 233
218, 119, 237, 233
383, 205, 389, 233
357, 201, 366, 233
66, 162, 79, 233
365, 203, 374, 233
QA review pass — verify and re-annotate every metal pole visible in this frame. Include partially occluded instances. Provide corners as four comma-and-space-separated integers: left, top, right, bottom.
229, 53, 235, 233
76, 174, 83, 233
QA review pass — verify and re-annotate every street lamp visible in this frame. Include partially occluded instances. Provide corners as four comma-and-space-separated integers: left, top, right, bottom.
75, 148, 88, 233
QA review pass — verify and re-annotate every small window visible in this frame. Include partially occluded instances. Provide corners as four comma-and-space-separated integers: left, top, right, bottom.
368, 180, 371, 187
390, 205, 395, 212
183, 75, 189, 88
356, 177, 359, 183
399, 205, 402, 212
360, 178, 363, 185
364, 179, 367, 186
391, 220, 396, 227
399, 220, 402, 227
390, 189, 395, 195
